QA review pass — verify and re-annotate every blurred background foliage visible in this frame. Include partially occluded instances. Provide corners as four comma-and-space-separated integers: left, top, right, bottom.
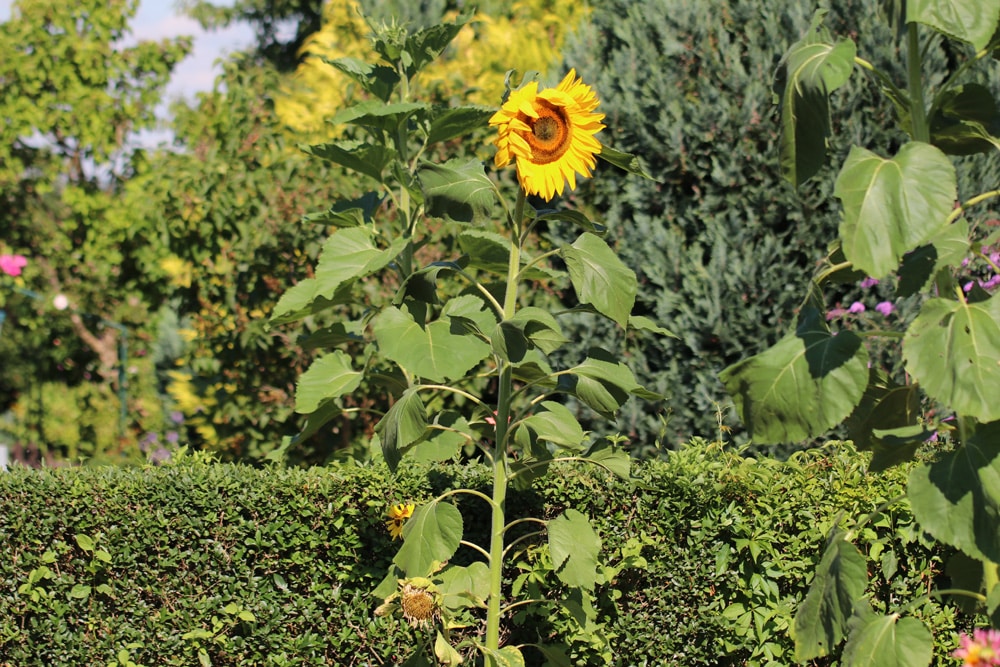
4, 0, 998, 465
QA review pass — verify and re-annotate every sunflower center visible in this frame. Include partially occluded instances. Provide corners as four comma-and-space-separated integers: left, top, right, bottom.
401, 585, 437, 625
526, 102, 571, 165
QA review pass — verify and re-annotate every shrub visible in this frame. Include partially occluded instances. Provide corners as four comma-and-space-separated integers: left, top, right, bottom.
0, 443, 972, 665
555, 0, 1000, 454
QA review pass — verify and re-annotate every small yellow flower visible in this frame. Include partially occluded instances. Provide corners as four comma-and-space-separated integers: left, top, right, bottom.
386, 502, 415, 540
489, 68, 605, 201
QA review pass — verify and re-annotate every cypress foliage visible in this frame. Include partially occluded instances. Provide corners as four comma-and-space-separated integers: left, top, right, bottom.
555, 0, 1000, 453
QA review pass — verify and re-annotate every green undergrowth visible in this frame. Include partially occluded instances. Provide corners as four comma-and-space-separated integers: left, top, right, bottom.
0, 442, 972, 666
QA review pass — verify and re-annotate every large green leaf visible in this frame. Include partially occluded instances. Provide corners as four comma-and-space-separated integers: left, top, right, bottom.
426, 105, 495, 145
393, 501, 463, 577
419, 158, 497, 224
510, 307, 568, 354
561, 233, 637, 328
458, 229, 510, 274
774, 10, 856, 187
400, 14, 471, 79
793, 534, 868, 661
436, 561, 490, 611
720, 307, 869, 444
374, 305, 491, 382
835, 142, 956, 279
519, 401, 587, 451
322, 56, 399, 102
841, 602, 932, 667
270, 229, 406, 325
908, 421, 1000, 562
328, 100, 428, 135
903, 295, 1000, 422
294, 351, 363, 414
548, 509, 601, 590
376, 387, 427, 471
301, 141, 398, 183
478, 646, 525, 667
930, 83, 1000, 155
895, 220, 970, 298
908, 0, 1000, 50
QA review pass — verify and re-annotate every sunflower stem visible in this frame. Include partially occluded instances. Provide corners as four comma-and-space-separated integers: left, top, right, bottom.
484, 188, 526, 662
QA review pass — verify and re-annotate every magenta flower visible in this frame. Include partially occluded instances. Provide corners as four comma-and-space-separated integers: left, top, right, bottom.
848, 301, 866, 314
0, 254, 27, 277
875, 301, 894, 316
859, 277, 878, 289
953, 628, 1000, 666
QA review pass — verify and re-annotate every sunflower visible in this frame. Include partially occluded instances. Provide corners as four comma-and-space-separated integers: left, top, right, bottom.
489, 69, 605, 201
386, 502, 414, 540
374, 577, 443, 629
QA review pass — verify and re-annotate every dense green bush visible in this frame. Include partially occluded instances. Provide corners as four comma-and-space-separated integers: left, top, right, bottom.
0, 443, 973, 665
556, 0, 1000, 453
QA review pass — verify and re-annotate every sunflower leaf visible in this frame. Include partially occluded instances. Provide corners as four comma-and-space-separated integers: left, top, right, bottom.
597, 145, 655, 180
561, 233, 637, 328
419, 158, 497, 224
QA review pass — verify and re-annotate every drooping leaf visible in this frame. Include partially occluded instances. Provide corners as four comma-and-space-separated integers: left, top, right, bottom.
773, 10, 856, 187
534, 209, 607, 235
720, 307, 869, 444
420, 158, 497, 224
903, 295, 1000, 422
596, 144, 653, 179
793, 534, 868, 661
322, 56, 399, 102
561, 233, 637, 328
908, 421, 1000, 562
269, 279, 356, 326
548, 509, 601, 590
426, 105, 495, 145
394, 501, 463, 577
841, 602, 932, 667
510, 307, 568, 354
519, 401, 587, 450
301, 141, 398, 183
930, 83, 1000, 155
907, 0, 1000, 50
492, 320, 529, 363
294, 351, 364, 414
376, 387, 428, 471
582, 441, 632, 481
436, 561, 490, 611
435, 632, 463, 667
374, 305, 492, 382
629, 314, 680, 339
835, 142, 956, 279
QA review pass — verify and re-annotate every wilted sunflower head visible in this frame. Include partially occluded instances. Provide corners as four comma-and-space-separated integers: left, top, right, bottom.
489, 69, 605, 201
375, 577, 442, 629
386, 502, 415, 540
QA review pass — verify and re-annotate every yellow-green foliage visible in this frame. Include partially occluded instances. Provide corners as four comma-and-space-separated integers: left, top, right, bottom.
276, 0, 590, 137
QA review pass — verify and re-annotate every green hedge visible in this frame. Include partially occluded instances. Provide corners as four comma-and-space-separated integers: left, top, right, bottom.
0, 445, 972, 665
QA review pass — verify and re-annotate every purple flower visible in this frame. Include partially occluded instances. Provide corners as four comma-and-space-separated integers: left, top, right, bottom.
0, 254, 27, 277
859, 277, 878, 289
848, 301, 866, 314
964, 281, 975, 293
169, 410, 185, 425
984, 275, 1000, 291
875, 301, 894, 316
166, 430, 179, 444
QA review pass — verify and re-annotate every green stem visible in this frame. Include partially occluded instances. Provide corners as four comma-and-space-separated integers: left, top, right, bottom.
484, 188, 527, 661
907, 22, 930, 143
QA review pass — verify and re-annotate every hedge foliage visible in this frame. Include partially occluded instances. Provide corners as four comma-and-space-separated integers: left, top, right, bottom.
0, 443, 973, 666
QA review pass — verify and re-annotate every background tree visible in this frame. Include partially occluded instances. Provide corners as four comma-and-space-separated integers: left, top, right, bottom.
0, 0, 191, 462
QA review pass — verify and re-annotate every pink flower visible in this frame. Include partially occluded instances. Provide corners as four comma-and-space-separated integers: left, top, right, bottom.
859, 277, 879, 289
875, 301, 894, 316
0, 254, 27, 277
848, 301, 866, 314
954, 628, 1000, 666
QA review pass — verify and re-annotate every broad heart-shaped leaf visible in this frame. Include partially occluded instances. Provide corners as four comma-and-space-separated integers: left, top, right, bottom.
793, 534, 868, 661
519, 401, 587, 451
436, 561, 490, 611
561, 347, 663, 419
548, 509, 601, 590
394, 501, 463, 578
835, 142, 957, 279
908, 421, 1000, 562
720, 307, 869, 444
458, 229, 510, 274
930, 83, 1000, 156
374, 305, 491, 383
376, 387, 427, 472
895, 219, 970, 298
774, 10, 856, 187
328, 100, 428, 135
903, 295, 1000, 423
269, 279, 356, 327
908, 0, 1000, 50
410, 412, 472, 464
561, 233, 637, 328
270, 229, 407, 325
511, 307, 568, 354
419, 158, 497, 224
841, 602, 932, 667
301, 140, 397, 183
294, 351, 363, 414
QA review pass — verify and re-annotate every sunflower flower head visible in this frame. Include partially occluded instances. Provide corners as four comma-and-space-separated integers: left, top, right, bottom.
489, 69, 605, 201
374, 577, 443, 629
386, 502, 415, 540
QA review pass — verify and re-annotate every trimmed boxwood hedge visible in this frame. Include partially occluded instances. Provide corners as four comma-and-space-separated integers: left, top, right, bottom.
0, 444, 973, 665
